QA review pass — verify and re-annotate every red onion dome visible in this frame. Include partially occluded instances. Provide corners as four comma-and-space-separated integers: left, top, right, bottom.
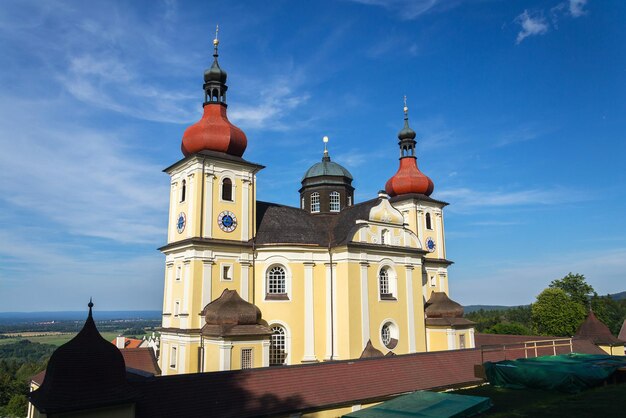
385, 158, 434, 197
181, 105, 247, 157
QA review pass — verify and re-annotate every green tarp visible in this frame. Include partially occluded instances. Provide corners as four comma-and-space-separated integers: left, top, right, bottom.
484, 353, 626, 393
343, 391, 492, 418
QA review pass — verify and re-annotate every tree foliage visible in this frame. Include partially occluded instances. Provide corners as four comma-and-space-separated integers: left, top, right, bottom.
532, 288, 586, 336
549, 273, 594, 308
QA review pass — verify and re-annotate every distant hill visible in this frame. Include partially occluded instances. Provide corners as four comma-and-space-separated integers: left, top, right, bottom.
463, 305, 514, 313
610, 291, 626, 300
0, 310, 162, 323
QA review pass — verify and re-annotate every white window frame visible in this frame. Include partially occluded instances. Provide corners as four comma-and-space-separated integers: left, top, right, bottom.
329, 191, 340, 212
180, 179, 187, 203
378, 264, 397, 300
266, 265, 287, 296
425, 212, 433, 230
459, 334, 466, 349
310, 192, 320, 213
170, 346, 178, 369
219, 174, 236, 203
241, 348, 253, 369
269, 323, 289, 366
220, 263, 234, 281
379, 319, 399, 350
348, 196, 352, 206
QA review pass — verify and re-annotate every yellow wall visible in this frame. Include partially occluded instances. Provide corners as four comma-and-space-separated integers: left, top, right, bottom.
598, 344, 625, 356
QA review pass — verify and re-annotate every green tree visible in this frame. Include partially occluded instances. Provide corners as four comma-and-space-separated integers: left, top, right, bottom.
532, 288, 586, 336
549, 273, 594, 307
4, 394, 28, 417
485, 322, 531, 335
591, 294, 625, 336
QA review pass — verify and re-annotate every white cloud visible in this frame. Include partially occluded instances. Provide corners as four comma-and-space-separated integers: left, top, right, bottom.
515, 10, 549, 44
453, 248, 626, 305
568, 0, 588, 18
346, 0, 465, 20
437, 186, 587, 210
0, 97, 167, 244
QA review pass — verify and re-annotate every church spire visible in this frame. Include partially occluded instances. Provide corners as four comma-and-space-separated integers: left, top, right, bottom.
203, 24, 228, 106
398, 95, 417, 158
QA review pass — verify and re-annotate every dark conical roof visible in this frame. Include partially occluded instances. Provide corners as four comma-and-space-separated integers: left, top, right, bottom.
29, 300, 134, 414
424, 292, 464, 318
575, 310, 623, 345
359, 340, 384, 359
302, 152, 353, 182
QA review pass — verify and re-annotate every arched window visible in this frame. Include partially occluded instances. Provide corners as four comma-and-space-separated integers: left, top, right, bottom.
425, 212, 432, 230
379, 268, 390, 297
329, 191, 340, 212
267, 265, 286, 295
270, 325, 287, 366
180, 180, 186, 202
310, 192, 320, 213
222, 178, 233, 201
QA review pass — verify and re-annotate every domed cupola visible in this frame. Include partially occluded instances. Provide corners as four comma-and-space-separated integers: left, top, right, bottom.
29, 300, 134, 415
300, 136, 355, 214
424, 292, 465, 318
385, 98, 434, 197
181, 27, 248, 158
200, 289, 271, 337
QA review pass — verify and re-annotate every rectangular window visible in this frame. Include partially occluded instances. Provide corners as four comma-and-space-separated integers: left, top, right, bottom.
241, 348, 253, 369
174, 300, 180, 316
170, 346, 177, 369
310, 193, 320, 213
222, 265, 232, 281
459, 334, 466, 349
348, 196, 352, 206
176, 266, 182, 281
329, 192, 340, 212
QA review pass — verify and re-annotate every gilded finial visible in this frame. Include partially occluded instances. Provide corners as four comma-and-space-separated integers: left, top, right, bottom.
323, 135, 329, 154
403, 95, 408, 118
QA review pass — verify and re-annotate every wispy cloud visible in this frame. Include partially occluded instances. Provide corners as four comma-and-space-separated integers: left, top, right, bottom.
438, 186, 588, 210
0, 97, 167, 244
515, 0, 589, 44
495, 124, 554, 147
454, 247, 626, 305
515, 10, 549, 44
346, 0, 463, 20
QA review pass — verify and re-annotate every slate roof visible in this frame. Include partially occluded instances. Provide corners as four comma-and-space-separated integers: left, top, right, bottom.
575, 310, 624, 346
255, 199, 380, 247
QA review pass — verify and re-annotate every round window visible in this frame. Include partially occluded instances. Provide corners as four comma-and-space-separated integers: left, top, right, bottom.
381, 322, 398, 349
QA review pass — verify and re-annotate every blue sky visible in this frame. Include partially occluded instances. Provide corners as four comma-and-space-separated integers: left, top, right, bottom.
1, 0, 624, 311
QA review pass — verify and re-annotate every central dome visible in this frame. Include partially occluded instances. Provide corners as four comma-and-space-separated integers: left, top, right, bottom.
302, 159, 353, 182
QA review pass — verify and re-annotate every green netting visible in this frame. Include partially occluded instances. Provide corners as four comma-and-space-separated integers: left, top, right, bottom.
484, 353, 626, 393
343, 390, 492, 418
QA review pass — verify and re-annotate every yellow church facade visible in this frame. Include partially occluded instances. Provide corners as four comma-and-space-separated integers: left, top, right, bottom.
158, 37, 474, 375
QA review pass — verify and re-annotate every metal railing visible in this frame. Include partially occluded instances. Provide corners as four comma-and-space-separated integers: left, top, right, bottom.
480, 338, 573, 364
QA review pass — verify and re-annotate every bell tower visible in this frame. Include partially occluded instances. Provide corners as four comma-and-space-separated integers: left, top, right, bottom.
159, 29, 264, 375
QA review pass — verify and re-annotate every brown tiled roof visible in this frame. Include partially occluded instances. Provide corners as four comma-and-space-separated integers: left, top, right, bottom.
575, 310, 623, 346
128, 339, 609, 418
424, 292, 465, 318
111, 337, 143, 349
619, 320, 626, 342
31, 370, 46, 386
359, 340, 384, 358
474, 333, 607, 355
121, 348, 161, 376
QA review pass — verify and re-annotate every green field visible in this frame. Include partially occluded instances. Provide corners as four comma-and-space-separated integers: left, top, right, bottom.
0, 332, 123, 347
456, 383, 626, 417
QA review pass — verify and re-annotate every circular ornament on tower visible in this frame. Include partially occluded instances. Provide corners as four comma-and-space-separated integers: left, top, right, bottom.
177, 212, 186, 234
217, 210, 238, 232
426, 237, 436, 253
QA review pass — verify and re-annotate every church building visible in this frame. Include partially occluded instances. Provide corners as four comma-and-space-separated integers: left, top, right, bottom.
158, 34, 474, 375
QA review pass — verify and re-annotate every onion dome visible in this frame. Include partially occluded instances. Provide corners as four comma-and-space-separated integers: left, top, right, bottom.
29, 300, 134, 414
384, 98, 434, 197
424, 292, 464, 318
575, 310, 623, 345
181, 27, 248, 158
202, 289, 262, 325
